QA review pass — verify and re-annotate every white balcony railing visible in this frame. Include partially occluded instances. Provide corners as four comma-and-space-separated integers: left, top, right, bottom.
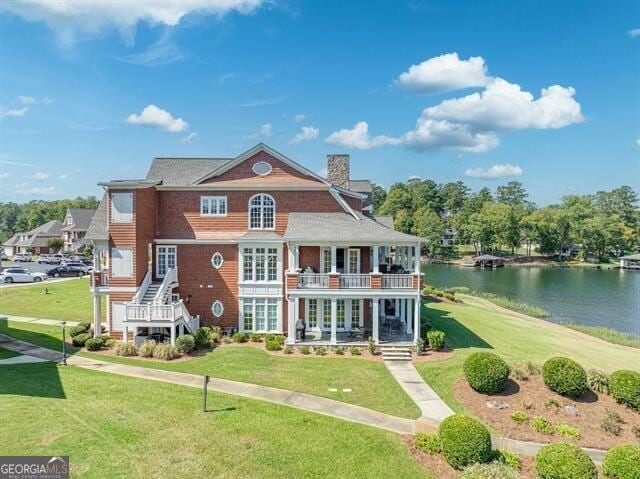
125, 300, 189, 323
154, 266, 178, 304
339, 274, 371, 289
381, 274, 413, 289
298, 273, 329, 288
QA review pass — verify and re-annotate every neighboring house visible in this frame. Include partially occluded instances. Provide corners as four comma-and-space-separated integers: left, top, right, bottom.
61, 208, 97, 252
620, 253, 640, 269
2, 220, 64, 255
86, 143, 423, 346
441, 226, 457, 247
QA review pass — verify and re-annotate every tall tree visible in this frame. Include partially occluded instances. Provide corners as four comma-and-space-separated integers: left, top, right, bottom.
412, 207, 444, 256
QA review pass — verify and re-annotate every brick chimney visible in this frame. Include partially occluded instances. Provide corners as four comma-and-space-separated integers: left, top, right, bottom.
326, 154, 350, 189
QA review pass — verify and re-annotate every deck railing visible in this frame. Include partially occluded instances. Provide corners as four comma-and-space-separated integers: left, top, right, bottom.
125, 300, 189, 322
381, 274, 413, 289
298, 273, 329, 289
339, 274, 371, 289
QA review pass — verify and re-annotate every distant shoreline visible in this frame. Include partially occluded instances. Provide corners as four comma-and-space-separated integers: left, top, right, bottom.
425, 258, 621, 270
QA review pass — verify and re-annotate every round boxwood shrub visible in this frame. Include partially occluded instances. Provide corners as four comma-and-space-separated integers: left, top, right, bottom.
438, 414, 492, 470
78, 321, 91, 331
608, 370, 640, 411
71, 332, 91, 347
265, 338, 282, 351
535, 443, 597, 479
175, 334, 195, 354
233, 331, 247, 343
69, 325, 88, 337
460, 463, 518, 479
542, 357, 588, 398
463, 352, 511, 394
603, 444, 640, 479
84, 338, 102, 351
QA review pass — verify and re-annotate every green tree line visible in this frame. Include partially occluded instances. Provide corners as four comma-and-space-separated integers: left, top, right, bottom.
374, 180, 639, 259
0, 197, 100, 243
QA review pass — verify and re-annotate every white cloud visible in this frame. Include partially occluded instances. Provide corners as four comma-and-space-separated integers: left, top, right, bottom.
180, 132, 198, 143
126, 104, 188, 132
0, 107, 28, 120
237, 96, 287, 107
15, 185, 57, 196
34, 171, 51, 180
0, 0, 265, 46
403, 118, 500, 152
294, 113, 306, 122
289, 126, 319, 144
465, 164, 523, 179
325, 121, 401, 150
117, 29, 183, 66
395, 53, 491, 95
18, 96, 37, 105
58, 173, 68, 180
245, 123, 272, 140
629, 28, 640, 38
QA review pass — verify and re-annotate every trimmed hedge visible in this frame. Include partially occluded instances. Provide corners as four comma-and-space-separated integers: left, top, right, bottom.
427, 330, 445, 351
542, 357, 588, 398
608, 370, 640, 411
175, 334, 195, 354
603, 444, 640, 479
460, 463, 518, 479
84, 338, 102, 351
265, 338, 282, 351
69, 325, 88, 337
78, 321, 91, 331
438, 415, 492, 470
233, 332, 247, 343
463, 352, 510, 394
535, 443, 597, 479
71, 332, 91, 347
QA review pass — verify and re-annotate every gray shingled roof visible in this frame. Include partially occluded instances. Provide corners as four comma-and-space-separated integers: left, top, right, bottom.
146, 157, 232, 186
2, 234, 20, 247
284, 212, 421, 243
62, 208, 96, 231
84, 194, 108, 241
349, 179, 372, 193
374, 215, 394, 229
238, 231, 283, 241
16, 220, 63, 247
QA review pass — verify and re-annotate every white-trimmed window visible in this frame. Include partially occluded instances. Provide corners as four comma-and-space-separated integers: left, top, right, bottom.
336, 299, 346, 329
111, 193, 133, 223
111, 247, 133, 277
351, 299, 362, 328
241, 298, 279, 332
211, 300, 224, 318
156, 245, 176, 278
321, 248, 331, 273
249, 194, 275, 230
252, 161, 273, 176
201, 196, 227, 217
322, 300, 331, 330
307, 299, 317, 328
242, 247, 278, 282
348, 249, 360, 274
211, 252, 224, 269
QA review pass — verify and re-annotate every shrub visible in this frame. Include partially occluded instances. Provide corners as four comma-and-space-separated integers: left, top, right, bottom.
283, 345, 293, 354
69, 325, 88, 337
250, 332, 262, 342
300, 345, 310, 355
555, 423, 581, 439
463, 352, 510, 394
460, 463, 517, 479
192, 328, 211, 349
444, 292, 455, 301
608, 370, 640, 410
603, 444, 640, 479
71, 332, 91, 347
367, 336, 376, 354
232, 332, 247, 343
350, 346, 361, 356
78, 321, 91, 331
545, 398, 561, 409
438, 415, 492, 470
492, 450, 521, 470
542, 357, 588, 398
414, 337, 425, 355
532, 417, 554, 435
114, 342, 137, 357
138, 339, 157, 358
314, 346, 327, 356
427, 330, 445, 351
101, 336, 115, 348
535, 443, 597, 479
208, 331, 221, 344
511, 368, 528, 381
222, 337, 232, 344
153, 342, 178, 360
510, 411, 528, 424
524, 361, 541, 375
414, 432, 441, 455
449, 286, 470, 294
265, 338, 282, 351
84, 338, 102, 351
601, 410, 623, 436
175, 334, 195, 354
587, 369, 609, 394
334, 347, 344, 355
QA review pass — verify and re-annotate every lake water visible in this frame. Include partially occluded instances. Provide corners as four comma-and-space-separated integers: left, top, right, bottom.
422, 264, 640, 335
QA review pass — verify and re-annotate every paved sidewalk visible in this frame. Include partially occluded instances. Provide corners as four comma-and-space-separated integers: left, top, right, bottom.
385, 360, 454, 422
0, 354, 48, 365
0, 314, 78, 327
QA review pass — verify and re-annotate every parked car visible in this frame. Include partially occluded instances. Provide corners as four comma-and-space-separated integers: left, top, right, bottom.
63, 262, 89, 274
81, 258, 94, 270
0, 267, 47, 283
49, 254, 63, 264
37, 254, 52, 264
14, 253, 32, 262
47, 265, 85, 278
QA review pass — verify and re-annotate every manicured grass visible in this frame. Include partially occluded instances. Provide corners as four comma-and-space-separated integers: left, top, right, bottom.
562, 323, 640, 349
479, 292, 550, 318
0, 363, 430, 479
0, 319, 420, 419
0, 278, 105, 322
416, 295, 640, 413
0, 346, 20, 359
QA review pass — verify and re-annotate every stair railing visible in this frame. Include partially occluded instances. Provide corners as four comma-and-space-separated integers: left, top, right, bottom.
132, 270, 152, 304
153, 266, 178, 304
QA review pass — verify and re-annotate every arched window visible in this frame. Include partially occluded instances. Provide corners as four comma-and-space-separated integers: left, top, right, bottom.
249, 194, 275, 230
211, 300, 224, 318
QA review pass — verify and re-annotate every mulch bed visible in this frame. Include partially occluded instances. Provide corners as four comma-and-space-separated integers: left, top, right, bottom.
412, 346, 454, 363
454, 375, 640, 449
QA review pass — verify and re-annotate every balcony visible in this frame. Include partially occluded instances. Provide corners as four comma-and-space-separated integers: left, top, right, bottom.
381, 274, 414, 289
298, 273, 329, 288
293, 272, 416, 290
90, 269, 110, 294
339, 274, 371, 289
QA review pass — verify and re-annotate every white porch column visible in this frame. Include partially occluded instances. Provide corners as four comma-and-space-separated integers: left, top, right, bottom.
394, 298, 400, 319
179, 323, 184, 337
287, 298, 296, 343
170, 323, 176, 346
406, 299, 413, 334
346, 299, 352, 331
413, 296, 421, 343
372, 245, 379, 273
287, 244, 296, 272
330, 246, 337, 274
372, 298, 379, 344
399, 299, 404, 324
414, 243, 421, 273
92, 294, 101, 338
330, 298, 337, 345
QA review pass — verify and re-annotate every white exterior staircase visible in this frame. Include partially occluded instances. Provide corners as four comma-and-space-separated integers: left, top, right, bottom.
140, 283, 162, 304
380, 345, 412, 361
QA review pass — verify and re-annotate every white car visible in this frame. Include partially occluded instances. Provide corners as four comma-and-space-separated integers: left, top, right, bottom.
14, 253, 32, 262
0, 267, 47, 284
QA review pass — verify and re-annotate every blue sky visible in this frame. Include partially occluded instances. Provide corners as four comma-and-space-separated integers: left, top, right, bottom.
0, 0, 638, 205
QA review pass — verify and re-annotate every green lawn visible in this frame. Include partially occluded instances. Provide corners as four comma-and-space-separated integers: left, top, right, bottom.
0, 277, 105, 322
0, 346, 20, 360
0, 319, 420, 419
0, 362, 429, 479
416, 295, 640, 412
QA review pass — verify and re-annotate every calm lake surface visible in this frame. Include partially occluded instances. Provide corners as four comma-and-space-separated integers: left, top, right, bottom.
422, 264, 640, 335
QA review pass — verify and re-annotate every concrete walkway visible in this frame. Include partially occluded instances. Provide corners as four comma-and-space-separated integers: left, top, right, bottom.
0, 354, 48, 365
0, 314, 79, 327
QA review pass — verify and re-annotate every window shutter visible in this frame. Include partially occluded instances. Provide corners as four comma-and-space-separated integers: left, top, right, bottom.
111, 247, 133, 277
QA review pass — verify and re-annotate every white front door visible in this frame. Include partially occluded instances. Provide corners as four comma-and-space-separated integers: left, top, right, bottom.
306, 298, 320, 331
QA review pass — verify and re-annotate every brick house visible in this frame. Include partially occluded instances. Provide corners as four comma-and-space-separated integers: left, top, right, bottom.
86, 144, 423, 346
